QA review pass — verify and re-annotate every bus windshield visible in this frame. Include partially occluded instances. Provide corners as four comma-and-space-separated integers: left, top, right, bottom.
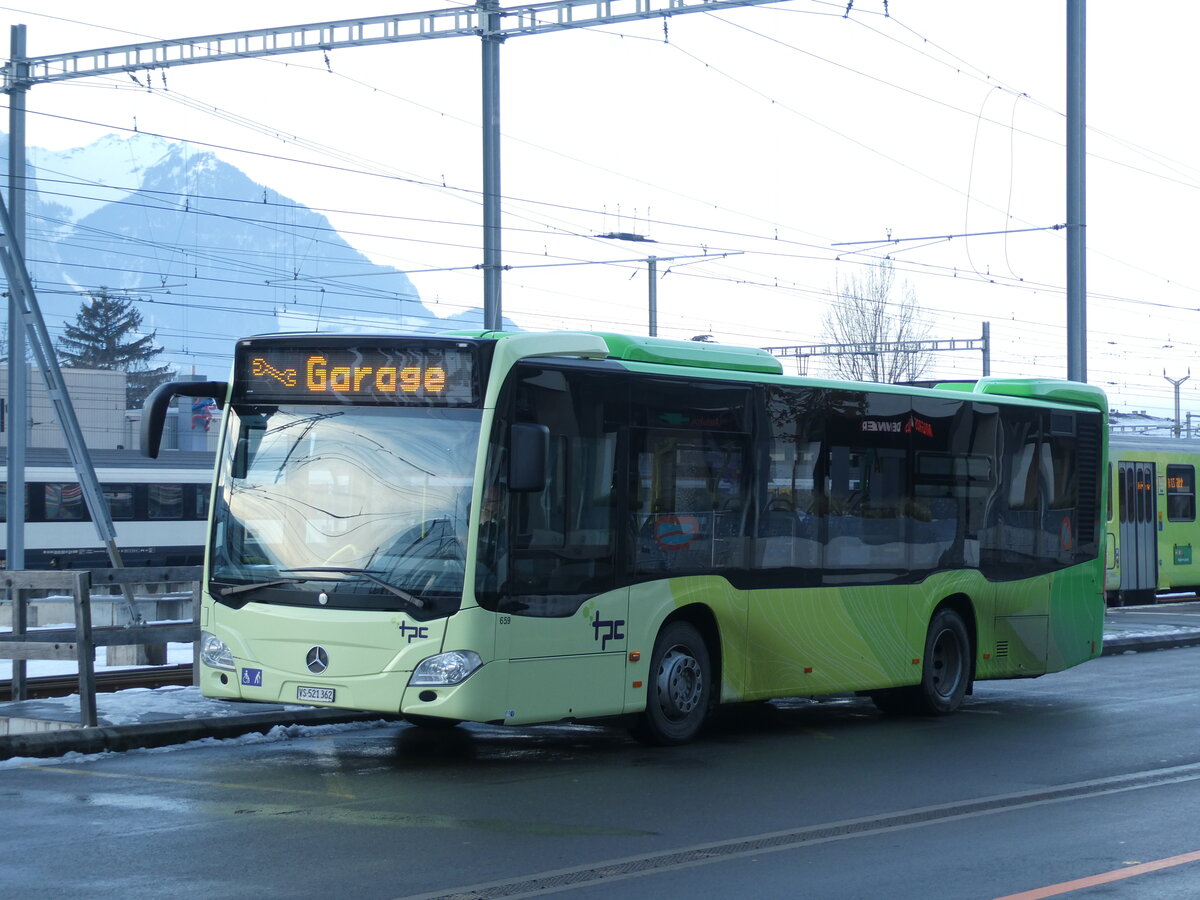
209, 404, 482, 617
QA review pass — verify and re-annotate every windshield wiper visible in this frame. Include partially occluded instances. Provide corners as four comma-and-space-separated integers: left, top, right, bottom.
280, 567, 426, 609
217, 577, 307, 598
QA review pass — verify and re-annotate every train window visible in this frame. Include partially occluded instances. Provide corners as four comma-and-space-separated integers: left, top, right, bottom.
1166, 465, 1195, 522
1107, 464, 1113, 523
44, 483, 87, 520
0, 482, 5, 522
103, 484, 134, 520
149, 484, 184, 519
193, 484, 211, 520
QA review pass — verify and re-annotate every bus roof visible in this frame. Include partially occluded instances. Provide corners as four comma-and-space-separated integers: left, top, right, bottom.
948, 377, 1108, 413
325, 329, 1109, 413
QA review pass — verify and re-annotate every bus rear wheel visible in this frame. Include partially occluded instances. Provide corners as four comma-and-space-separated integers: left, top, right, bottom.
631, 621, 712, 746
871, 607, 971, 716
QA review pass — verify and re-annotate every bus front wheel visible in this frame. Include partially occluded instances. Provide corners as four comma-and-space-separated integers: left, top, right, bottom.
871, 607, 971, 716
632, 621, 712, 746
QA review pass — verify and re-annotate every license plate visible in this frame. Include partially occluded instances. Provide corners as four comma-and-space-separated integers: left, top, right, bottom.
297, 685, 335, 703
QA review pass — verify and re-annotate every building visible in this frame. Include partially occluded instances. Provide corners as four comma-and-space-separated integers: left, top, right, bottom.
1, 366, 219, 453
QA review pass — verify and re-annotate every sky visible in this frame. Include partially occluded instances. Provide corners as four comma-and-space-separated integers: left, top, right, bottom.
2, 1, 1199, 418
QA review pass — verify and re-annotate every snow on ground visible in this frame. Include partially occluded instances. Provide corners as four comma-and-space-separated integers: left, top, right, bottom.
49, 684, 262, 725
0, 714, 398, 770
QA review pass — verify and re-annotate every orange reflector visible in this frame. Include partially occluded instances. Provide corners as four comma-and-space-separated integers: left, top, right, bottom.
804, 667, 813, 674
632, 681, 643, 688
982, 653, 991, 660
912, 658, 921, 665
628, 651, 641, 662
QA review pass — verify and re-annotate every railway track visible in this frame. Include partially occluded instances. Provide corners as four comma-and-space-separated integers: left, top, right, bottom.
0, 664, 194, 702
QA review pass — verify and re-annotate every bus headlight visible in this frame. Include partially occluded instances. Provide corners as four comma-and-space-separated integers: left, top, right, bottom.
410, 650, 482, 686
200, 631, 235, 670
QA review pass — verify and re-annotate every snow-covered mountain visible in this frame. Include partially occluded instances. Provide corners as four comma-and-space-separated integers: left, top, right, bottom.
5, 133, 493, 380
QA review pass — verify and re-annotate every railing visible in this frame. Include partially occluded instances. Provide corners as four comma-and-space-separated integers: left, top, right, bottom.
1, 567, 201, 727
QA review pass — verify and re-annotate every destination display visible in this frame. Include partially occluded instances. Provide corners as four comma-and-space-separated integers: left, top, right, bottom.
233, 342, 479, 406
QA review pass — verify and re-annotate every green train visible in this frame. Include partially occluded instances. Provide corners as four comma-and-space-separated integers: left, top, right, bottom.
1107, 435, 1200, 605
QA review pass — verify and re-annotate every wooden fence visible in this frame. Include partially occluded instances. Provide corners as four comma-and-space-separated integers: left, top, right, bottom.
1, 567, 201, 727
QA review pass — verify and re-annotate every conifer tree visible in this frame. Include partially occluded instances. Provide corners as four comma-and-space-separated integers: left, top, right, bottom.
56, 290, 174, 408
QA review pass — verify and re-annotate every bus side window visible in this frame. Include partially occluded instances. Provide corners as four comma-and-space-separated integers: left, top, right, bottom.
629, 379, 753, 577
1009, 443, 1039, 510
632, 429, 751, 575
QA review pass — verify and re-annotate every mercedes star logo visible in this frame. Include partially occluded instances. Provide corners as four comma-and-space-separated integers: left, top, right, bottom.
306, 646, 329, 674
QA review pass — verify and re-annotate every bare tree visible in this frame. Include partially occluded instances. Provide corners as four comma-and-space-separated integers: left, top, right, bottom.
821, 259, 932, 383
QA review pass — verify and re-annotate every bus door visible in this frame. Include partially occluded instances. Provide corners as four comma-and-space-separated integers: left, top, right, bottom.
484, 363, 629, 724
1118, 460, 1157, 602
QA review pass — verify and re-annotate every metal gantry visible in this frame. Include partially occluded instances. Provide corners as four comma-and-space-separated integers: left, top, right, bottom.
2, 0, 788, 569
763, 323, 991, 378
1, 0, 789, 334
4, 0, 783, 86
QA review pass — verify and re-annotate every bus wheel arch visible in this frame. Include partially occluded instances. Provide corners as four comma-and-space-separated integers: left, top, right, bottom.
631, 607, 719, 746
872, 596, 975, 716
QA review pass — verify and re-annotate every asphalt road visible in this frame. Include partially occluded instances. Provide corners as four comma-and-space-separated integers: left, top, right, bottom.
3, 644, 1199, 900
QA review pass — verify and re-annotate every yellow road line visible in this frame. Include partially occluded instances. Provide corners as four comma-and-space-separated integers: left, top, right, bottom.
991, 849, 1200, 899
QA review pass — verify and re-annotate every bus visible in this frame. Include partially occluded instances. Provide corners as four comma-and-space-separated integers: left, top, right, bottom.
1107, 436, 1200, 605
143, 330, 1108, 744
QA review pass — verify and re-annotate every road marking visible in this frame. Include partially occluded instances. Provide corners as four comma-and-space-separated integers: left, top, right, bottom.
990, 849, 1200, 899
24, 765, 358, 798
396, 762, 1200, 899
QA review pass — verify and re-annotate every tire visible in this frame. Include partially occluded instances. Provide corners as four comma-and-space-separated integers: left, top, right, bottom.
631, 620, 713, 746
871, 607, 971, 716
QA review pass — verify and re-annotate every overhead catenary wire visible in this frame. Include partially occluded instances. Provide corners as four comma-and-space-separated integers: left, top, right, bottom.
3, 1, 1197, 417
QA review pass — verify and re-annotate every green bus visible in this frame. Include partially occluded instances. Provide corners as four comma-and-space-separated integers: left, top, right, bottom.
143, 330, 1107, 744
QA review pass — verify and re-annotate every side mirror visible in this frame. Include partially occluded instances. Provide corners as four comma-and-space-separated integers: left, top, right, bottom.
508, 423, 549, 493
141, 381, 228, 458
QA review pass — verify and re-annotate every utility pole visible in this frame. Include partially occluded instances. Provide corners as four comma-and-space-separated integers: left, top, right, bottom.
647, 256, 658, 337
1066, 0, 1087, 382
1164, 369, 1191, 438
6, 24, 27, 573
595, 232, 659, 336
593, 236, 736, 338
480, 0, 503, 330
